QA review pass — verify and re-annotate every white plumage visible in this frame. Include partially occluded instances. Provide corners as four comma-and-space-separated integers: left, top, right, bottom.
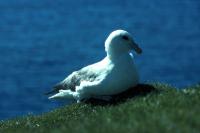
48, 30, 142, 102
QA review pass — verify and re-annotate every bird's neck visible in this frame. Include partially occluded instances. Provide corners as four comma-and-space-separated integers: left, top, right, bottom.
106, 50, 132, 62
105, 41, 131, 62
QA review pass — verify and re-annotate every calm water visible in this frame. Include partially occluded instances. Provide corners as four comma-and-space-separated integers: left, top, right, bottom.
0, 0, 200, 120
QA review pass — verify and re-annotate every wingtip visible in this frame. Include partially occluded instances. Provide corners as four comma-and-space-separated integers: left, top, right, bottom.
44, 92, 51, 96
44, 90, 57, 96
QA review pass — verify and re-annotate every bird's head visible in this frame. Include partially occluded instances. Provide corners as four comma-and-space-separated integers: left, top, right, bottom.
105, 30, 142, 59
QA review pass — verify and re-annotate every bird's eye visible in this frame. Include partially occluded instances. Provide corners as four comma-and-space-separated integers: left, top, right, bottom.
122, 35, 129, 41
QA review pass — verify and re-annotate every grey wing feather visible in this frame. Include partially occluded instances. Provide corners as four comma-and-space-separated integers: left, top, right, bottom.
45, 69, 97, 95
45, 71, 80, 95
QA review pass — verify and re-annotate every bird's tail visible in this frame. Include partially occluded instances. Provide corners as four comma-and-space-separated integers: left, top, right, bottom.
48, 90, 74, 100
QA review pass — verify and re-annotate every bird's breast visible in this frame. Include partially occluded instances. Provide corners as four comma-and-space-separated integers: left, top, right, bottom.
101, 54, 139, 94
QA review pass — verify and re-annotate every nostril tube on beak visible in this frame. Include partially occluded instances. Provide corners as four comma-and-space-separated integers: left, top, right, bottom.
132, 43, 142, 54
135, 46, 142, 54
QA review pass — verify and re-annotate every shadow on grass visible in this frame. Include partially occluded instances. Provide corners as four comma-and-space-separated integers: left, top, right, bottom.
84, 84, 157, 106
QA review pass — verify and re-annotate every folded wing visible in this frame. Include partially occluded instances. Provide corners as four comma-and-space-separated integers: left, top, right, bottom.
45, 66, 98, 95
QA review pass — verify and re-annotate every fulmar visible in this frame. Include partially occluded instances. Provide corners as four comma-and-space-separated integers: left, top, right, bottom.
47, 30, 142, 102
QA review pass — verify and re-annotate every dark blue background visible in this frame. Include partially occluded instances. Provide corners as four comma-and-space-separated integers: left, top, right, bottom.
0, 0, 200, 120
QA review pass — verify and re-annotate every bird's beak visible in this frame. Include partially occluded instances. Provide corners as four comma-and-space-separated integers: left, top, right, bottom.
131, 42, 142, 54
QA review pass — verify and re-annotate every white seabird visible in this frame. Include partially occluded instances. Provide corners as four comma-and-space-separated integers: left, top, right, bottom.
48, 29, 142, 102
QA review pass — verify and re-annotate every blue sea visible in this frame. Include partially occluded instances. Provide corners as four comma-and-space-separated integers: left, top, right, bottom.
0, 0, 200, 120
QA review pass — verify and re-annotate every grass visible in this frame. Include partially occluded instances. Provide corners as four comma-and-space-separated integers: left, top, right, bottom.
0, 83, 200, 133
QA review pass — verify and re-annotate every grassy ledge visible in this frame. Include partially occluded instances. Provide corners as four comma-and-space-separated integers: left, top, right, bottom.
0, 83, 200, 133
